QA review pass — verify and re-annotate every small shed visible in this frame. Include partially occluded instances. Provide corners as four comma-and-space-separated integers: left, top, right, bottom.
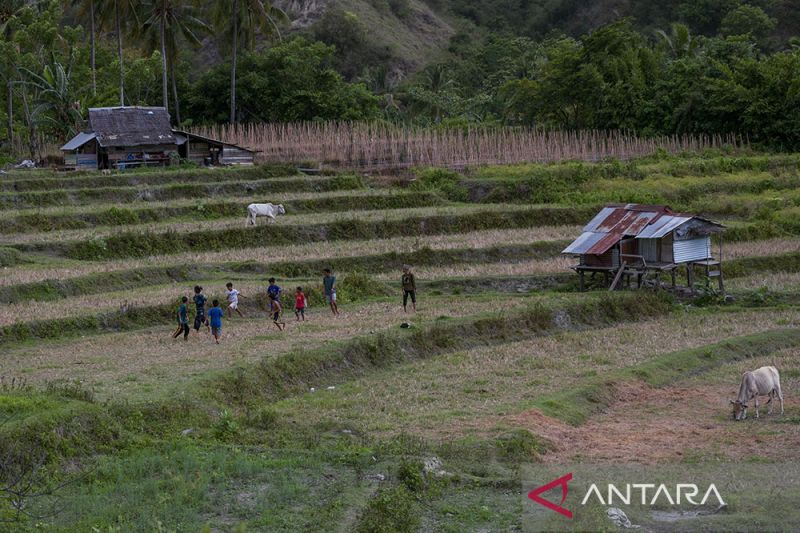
562, 204, 725, 292
173, 130, 255, 166
61, 107, 255, 170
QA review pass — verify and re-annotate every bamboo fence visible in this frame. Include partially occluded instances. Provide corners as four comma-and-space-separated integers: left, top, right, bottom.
189, 122, 747, 170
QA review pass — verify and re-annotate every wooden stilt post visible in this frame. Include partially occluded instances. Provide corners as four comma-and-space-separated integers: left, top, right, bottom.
579, 270, 585, 292
687, 263, 695, 294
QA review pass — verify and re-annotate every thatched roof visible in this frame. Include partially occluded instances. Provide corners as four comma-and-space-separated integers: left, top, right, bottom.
88, 106, 176, 148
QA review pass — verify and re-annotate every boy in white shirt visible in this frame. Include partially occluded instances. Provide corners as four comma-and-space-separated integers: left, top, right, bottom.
225, 282, 246, 318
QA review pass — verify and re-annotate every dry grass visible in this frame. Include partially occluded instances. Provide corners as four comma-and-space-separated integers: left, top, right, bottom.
273, 307, 800, 439
2, 292, 538, 401
1, 203, 530, 245
0, 225, 581, 286
726, 271, 800, 291
374, 256, 573, 281
722, 238, 800, 259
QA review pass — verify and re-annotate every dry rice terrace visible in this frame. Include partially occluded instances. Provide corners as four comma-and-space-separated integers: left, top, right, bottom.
2, 154, 800, 531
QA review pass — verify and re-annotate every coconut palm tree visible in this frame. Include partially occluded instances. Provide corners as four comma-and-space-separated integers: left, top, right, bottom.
655, 23, 700, 60
211, 0, 287, 123
66, 0, 98, 96
22, 59, 84, 137
139, 0, 209, 120
98, 0, 140, 106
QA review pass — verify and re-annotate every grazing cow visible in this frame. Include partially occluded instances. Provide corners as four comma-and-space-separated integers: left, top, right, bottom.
730, 366, 784, 421
246, 203, 286, 226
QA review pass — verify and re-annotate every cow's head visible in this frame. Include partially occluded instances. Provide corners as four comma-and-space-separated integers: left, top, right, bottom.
730, 399, 747, 421
277, 204, 286, 215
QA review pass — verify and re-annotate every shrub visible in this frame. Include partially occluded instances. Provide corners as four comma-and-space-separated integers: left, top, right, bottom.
356, 485, 419, 533
0, 246, 25, 267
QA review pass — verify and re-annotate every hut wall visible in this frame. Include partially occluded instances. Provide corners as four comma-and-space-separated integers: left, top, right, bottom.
673, 236, 711, 263
582, 248, 618, 267
639, 238, 659, 262
188, 141, 210, 164
220, 146, 254, 165
660, 233, 674, 263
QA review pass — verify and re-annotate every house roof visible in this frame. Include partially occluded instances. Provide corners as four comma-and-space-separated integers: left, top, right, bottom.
172, 130, 256, 153
61, 131, 97, 151
88, 106, 176, 148
562, 204, 724, 256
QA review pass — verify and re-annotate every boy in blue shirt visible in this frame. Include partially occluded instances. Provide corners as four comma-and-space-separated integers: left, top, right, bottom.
267, 278, 282, 302
208, 299, 224, 344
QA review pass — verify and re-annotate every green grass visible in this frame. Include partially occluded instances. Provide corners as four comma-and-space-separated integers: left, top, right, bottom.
0, 174, 364, 209
0, 163, 297, 192
0, 190, 446, 234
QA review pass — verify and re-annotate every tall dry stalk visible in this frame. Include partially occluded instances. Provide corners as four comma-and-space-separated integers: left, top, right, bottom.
188, 122, 747, 170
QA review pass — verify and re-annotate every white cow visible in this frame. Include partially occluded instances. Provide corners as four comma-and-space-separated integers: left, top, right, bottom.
246, 203, 286, 226
730, 366, 784, 421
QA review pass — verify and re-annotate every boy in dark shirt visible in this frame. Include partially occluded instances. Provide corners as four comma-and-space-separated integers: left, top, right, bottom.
323, 268, 339, 316
193, 285, 210, 334
401, 265, 416, 313
172, 296, 190, 340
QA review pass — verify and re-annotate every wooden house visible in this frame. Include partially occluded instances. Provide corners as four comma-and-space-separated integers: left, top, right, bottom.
562, 204, 725, 292
61, 107, 255, 170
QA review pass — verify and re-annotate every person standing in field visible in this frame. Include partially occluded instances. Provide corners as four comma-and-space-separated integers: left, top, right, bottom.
323, 268, 339, 316
267, 277, 282, 302
402, 265, 417, 313
208, 299, 224, 344
269, 295, 286, 331
295, 286, 307, 321
193, 285, 210, 334
225, 282, 245, 318
172, 296, 190, 341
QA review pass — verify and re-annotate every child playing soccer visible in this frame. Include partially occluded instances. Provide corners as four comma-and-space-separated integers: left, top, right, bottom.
193, 285, 210, 334
208, 299, 224, 344
294, 286, 307, 321
172, 296, 190, 341
225, 282, 245, 318
270, 295, 286, 331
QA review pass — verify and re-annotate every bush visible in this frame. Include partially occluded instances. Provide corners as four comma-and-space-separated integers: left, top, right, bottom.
356, 485, 419, 533
0, 246, 25, 267
412, 167, 467, 201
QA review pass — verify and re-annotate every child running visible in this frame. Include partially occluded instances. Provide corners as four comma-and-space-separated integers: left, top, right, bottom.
267, 277, 282, 302
294, 286, 307, 321
225, 282, 245, 318
270, 295, 286, 331
172, 296, 190, 341
208, 299, 224, 344
193, 285, 210, 334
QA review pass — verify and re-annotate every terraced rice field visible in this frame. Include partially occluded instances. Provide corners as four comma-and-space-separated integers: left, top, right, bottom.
2, 156, 800, 531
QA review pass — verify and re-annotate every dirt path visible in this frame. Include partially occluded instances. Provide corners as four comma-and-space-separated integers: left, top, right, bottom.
506, 381, 800, 464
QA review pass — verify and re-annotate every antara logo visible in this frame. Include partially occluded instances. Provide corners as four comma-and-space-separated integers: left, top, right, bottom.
527, 473, 573, 518
528, 473, 726, 519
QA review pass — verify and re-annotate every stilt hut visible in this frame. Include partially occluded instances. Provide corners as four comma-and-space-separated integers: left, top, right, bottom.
562, 204, 725, 292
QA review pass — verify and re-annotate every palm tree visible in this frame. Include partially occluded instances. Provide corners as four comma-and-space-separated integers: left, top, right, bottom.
22, 59, 84, 137
139, 0, 209, 120
66, 0, 98, 96
211, 0, 287, 123
655, 23, 699, 59
99, 0, 139, 106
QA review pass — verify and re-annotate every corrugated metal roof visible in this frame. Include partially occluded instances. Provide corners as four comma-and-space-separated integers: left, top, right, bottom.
562, 231, 607, 255
637, 215, 692, 238
563, 204, 724, 257
60, 131, 96, 151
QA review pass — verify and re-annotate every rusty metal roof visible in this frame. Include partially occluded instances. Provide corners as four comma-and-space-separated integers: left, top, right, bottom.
563, 204, 723, 256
